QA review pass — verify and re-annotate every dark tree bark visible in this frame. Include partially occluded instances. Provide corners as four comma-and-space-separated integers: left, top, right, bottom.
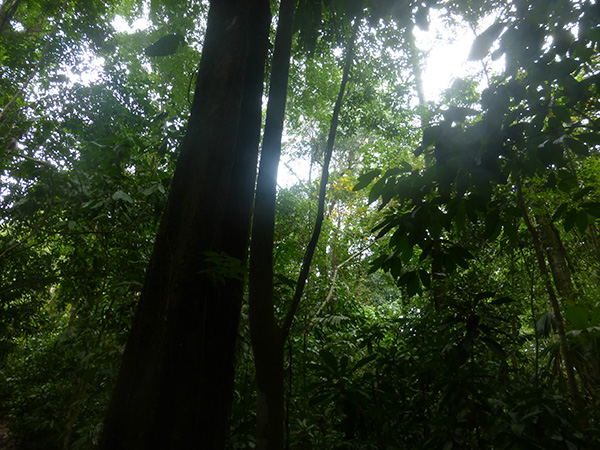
0, 0, 24, 36
282, 13, 361, 336
249, 5, 360, 449
99, 1, 270, 449
249, 0, 296, 448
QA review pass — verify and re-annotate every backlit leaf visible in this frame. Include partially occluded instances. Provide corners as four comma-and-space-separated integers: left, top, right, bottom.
469, 21, 506, 60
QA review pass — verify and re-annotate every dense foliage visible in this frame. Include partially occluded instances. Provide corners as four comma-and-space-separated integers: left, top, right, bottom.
1, 0, 599, 448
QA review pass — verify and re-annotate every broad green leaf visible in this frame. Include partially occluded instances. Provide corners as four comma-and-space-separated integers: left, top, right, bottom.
565, 137, 589, 156
112, 190, 134, 203
353, 169, 381, 191
552, 105, 572, 123
399, 271, 420, 297
485, 209, 500, 240
482, 337, 506, 359
352, 354, 376, 372
320, 349, 338, 374
502, 221, 518, 244
576, 210, 588, 234
578, 132, 600, 147
339, 355, 349, 375
573, 186, 592, 202
536, 311, 555, 336
582, 202, 600, 218
390, 256, 402, 279
553, 203, 569, 220
384, 168, 402, 177
492, 296, 513, 305
565, 305, 589, 330
368, 177, 387, 204
563, 209, 577, 232
398, 160, 412, 172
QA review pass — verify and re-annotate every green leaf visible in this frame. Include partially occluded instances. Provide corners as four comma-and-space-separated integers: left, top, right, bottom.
502, 221, 518, 244
469, 21, 506, 60
492, 296, 513, 305
484, 209, 500, 240
390, 256, 402, 279
398, 238, 413, 264
578, 132, 600, 147
339, 355, 349, 375
552, 203, 568, 221
353, 169, 381, 191
399, 160, 412, 172
482, 337, 506, 359
144, 34, 185, 57
552, 105, 572, 123
352, 354, 376, 372
419, 269, 431, 288
565, 137, 589, 156
563, 209, 577, 232
112, 190, 134, 203
421, 126, 439, 147
573, 186, 592, 202
582, 202, 600, 218
536, 311, 555, 336
576, 210, 588, 234
399, 271, 420, 297
369, 254, 386, 273
565, 305, 589, 330
368, 177, 387, 203
320, 349, 338, 375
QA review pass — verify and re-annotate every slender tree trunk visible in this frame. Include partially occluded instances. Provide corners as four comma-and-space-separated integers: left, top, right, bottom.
282, 14, 361, 335
537, 213, 575, 302
515, 175, 583, 411
249, 0, 297, 448
249, 7, 361, 449
99, 1, 270, 449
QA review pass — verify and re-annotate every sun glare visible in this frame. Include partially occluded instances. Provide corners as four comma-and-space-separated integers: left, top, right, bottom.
414, 10, 505, 101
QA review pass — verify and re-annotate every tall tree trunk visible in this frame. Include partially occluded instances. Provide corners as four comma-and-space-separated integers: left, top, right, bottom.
99, 1, 270, 449
515, 175, 583, 411
282, 13, 361, 336
249, 0, 297, 448
537, 213, 576, 302
249, 6, 361, 449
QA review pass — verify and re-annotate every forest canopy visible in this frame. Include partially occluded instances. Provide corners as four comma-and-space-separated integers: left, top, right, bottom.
1, 0, 600, 449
